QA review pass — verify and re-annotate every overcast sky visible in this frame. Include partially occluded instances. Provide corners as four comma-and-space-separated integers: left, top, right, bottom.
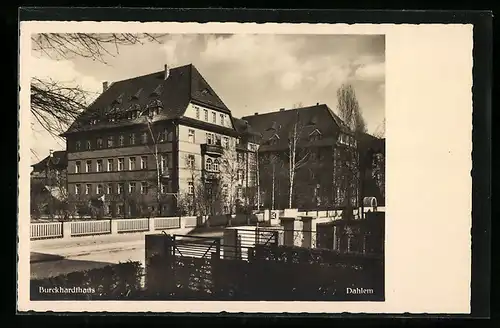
30, 33, 385, 164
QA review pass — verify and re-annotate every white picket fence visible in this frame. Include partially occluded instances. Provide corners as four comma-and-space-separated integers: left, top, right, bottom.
30, 222, 63, 240
154, 217, 180, 230
29, 216, 193, 240
116, 218, 149, 233
71, 220, 111, 237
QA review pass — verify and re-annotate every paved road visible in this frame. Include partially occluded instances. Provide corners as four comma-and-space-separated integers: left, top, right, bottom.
30, 227, 226, 280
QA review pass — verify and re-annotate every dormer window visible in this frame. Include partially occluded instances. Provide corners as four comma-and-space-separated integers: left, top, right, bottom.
131, 88, 143, 100
151, 84, 163, 96
269, 134, 280, 145
309, 129, 322, 142
112, 93, 124, 105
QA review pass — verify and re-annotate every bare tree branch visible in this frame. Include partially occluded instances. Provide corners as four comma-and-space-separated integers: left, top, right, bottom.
30, 33, 167, 138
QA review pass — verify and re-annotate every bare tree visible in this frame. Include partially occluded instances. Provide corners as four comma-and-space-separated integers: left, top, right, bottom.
336, 83, 367, 217
31, 33, 165, 137
287, 109, 310, 209
337, 84, 367, 133
373, 118, 386, 138
219, 142, 243, 215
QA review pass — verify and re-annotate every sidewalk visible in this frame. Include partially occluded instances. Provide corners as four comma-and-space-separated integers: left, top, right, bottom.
30, 226, 227, 263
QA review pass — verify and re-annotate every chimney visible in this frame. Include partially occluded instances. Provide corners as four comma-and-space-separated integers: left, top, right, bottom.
49, 149, 54, 158
254, 112, 258, 116
102, 81, 108, 93
279, 108, 285, 111
316, 102, 319, 106
164, 64, 170, 80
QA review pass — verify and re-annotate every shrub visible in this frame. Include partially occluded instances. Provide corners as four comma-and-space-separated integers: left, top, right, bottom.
30, 261, 144, 300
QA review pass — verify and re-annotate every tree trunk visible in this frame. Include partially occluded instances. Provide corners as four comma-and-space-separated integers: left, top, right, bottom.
256, 151, 260, 210
271, 163, 275, 210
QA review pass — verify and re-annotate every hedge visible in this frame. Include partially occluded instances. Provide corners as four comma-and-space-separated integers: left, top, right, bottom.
30, 261, 144, 300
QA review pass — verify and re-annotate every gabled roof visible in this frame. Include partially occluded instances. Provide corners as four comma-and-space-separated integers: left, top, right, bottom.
31, 151, 67, 172
241, 104, 350, 150
62, 64, 231, 135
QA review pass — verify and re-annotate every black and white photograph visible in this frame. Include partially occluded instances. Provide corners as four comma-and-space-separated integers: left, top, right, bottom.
27, 31, 386, 302
18, 18, 476, 315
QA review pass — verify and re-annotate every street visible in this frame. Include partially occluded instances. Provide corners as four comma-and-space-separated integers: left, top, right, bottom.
30, 227, 225, 280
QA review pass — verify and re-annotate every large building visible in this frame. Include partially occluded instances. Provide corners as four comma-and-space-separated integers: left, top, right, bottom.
242, 104, 360, 210
242, 104, 385, 210
61, 64, 258, 218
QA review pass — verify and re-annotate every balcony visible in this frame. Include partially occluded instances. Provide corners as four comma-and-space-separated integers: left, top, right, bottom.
201, 143, 224, 156
203, 170, 220, 181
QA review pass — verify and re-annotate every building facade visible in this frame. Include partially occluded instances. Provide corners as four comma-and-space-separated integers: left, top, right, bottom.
62, 64, 258, 217
242, 104, 366, 211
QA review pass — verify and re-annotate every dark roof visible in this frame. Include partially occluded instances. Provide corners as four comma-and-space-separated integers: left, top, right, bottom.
62, 64, 231, 136
241, 104, 350, 149
31, 151, 67, 172
356, 132, 385, 154
233, 117, 261, 136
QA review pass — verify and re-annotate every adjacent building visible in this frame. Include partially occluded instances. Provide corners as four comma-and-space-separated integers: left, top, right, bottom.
61, 64, 258, 218
30, 150, 68, 218
242, 104, 360, 210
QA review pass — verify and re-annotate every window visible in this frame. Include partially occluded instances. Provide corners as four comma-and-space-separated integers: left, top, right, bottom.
96, 160, 103, 172
75, 161, 81, 174
222, 137, 229, 149
119, 135, 124, 146
222, 184, 228, 197
85, 160, 92, 173
212, 112, 216, 123
206, 133, 213, 145
129, 157, 136, 170
205, 158, 213, 171
116, 204, 123, 215
141, 156, 148, 169
75, 184, 81, 195
117, 183, 124, 194
237, 187, 243, 199
195, 106, 200, 119
188, 181, 194, 195
237, 153, 244, 164
161, 183, 167, 194
204, 109, 208, 121
141, 132, 148, 144
85, 184, 91, 195
107, 136, 114, 148
107, 159, 113, 171
97, 184, 103, 194
213, 159, 219, 172
220, 114, 225, 126
141, 182, 148, 194
160, 128, 168, 142
75, 141, 81, 151
117, 158, 124, 171
237, 170, 244, 181
129, 182, 136, 193
188, 129, 195, 143
129, 133, 136, 145
85, 140, 91, 150
187, 155, 195, 168
161, 154, 168, 172
97, 138, 103, 149
106, 184, 112, 194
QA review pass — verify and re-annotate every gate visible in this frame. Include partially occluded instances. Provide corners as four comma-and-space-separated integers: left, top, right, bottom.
170, 235, 221, 298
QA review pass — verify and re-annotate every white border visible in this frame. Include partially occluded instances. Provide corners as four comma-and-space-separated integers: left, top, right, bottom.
18, 22, 473, 314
